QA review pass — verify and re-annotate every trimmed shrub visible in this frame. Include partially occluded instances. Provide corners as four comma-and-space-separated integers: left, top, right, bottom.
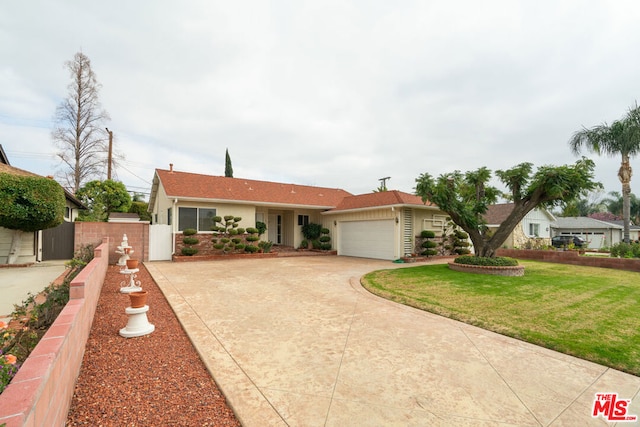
246, 235, 260, 242
246, 227, 259, 234
182, 237, 199, 245
231, 238, 242, 244
181, 247, 199, 256
454, 256, 518, 266
300, 239, 308, 249
320, 243, 332, 250
421, 240, 437, 249
213, 243, 225, 250
302, 223, 323, 241
256, 221, 267, 235
234, 244, 245, 250
319, 235, 331, 243
245, 245, 259, 253
183, 228, 197, 236
321, 228, 330, 234
237, 228, 245, 234
421, 230, 436, 238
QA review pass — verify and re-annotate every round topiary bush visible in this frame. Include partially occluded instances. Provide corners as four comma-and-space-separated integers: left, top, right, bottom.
183, 228, 197, 236
454, 256, 518, 266
183, 237, 199, 245
181, 247, 199, 256
421, 230, 436, 238
245, 245, 259, 253
422, 240, 437, 249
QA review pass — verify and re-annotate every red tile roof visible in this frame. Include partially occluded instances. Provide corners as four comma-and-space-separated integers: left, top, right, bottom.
155, 169, 352, 208
327, 190, 432, 212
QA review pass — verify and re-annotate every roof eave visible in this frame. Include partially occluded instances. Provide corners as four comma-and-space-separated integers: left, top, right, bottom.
322, 203, 437, 215
169, 196, 337, 210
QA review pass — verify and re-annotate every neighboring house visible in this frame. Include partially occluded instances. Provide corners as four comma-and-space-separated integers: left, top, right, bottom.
0, 153, 85, 263
108, 213, 141, 222
483, 203, 555, 248
598, 219, 640, 243
550, 217, 635, 249
148, 165, 448, 260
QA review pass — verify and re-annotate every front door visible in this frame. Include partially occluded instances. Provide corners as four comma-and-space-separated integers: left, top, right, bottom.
268, 214, 282, 244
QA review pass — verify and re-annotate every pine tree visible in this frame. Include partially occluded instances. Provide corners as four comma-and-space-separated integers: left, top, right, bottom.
225, 148, 233, 177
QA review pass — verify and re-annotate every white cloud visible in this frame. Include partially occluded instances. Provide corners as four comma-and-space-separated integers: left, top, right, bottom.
1, 0, 640, 199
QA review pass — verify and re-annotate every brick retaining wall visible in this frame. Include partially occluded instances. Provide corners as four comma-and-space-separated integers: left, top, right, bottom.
75, 222, 149, 265
496, 248, 640, 273
0, 238, 109, 427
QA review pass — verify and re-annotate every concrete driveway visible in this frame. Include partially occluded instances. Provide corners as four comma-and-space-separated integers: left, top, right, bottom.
146, 257, 640, 426
0, 261, 68, 322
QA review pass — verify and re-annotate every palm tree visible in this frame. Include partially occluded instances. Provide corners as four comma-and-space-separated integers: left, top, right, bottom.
569, 103, 640, 243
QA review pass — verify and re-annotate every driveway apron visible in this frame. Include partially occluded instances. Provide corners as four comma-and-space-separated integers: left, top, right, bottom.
145, 257, 640, 426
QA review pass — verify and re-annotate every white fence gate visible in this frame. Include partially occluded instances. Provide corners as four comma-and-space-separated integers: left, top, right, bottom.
149, 224, 173, 261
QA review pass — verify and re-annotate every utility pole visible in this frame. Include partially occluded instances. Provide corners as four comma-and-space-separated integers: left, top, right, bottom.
106, 127, 113, 180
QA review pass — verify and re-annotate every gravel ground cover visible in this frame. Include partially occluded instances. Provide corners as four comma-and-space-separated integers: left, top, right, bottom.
66, 264, 240, 426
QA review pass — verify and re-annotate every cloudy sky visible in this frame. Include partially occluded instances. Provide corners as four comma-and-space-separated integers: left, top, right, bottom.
2, 1, 640, 200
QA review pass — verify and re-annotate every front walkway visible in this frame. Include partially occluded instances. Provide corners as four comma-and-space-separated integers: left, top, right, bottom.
146, 257, 640, 426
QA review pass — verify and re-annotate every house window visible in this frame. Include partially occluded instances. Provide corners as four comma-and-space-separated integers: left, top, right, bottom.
198, 208, 217, 232
167, 208, 172, 226
178, 207, 217, 232
298, 215, 309, 226
64, 207, 71, 220
529, 223, 540, 237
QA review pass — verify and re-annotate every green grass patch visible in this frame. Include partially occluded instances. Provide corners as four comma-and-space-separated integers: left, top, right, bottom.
362, 260, 640, 375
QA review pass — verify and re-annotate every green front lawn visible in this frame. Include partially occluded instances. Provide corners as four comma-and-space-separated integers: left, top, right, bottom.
362, 260, 640, 376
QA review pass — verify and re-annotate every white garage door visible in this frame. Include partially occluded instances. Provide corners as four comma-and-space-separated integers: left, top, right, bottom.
339, 220, 395, 260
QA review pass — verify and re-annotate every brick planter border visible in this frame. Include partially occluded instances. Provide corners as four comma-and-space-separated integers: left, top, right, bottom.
448, 262, 525, 277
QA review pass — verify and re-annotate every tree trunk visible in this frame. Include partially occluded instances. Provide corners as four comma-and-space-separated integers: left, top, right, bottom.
7, 229, 24, 264
618, 155, 633, 243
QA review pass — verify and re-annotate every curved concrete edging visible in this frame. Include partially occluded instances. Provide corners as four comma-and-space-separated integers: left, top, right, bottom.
0, 238, 109, 427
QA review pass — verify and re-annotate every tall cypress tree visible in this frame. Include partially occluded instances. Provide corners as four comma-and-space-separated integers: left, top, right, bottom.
225, 148, 233, 177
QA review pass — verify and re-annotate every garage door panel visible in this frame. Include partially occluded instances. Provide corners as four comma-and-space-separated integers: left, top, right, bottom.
339, 220, 395, 260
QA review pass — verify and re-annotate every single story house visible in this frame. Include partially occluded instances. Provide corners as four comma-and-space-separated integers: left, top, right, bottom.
483, 203, 555, 248
550, 217, 638, 249
0, 155, 85, 263
148, 165, 448, 260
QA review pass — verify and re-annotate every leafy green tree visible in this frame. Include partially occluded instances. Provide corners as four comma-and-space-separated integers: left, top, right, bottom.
225, 148, 233, 178
0, 174, 65, 264
415, 158, 600, 258
560, 190, 606, 217
569, 102, 640, 242
76, 179, 131, 222
603, 191, 640, 225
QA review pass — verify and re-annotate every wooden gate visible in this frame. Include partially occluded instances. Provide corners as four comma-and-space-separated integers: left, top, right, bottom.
42, 221, 75, 260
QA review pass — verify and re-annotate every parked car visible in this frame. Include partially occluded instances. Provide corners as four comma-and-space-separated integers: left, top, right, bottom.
551, 235, 585, 248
